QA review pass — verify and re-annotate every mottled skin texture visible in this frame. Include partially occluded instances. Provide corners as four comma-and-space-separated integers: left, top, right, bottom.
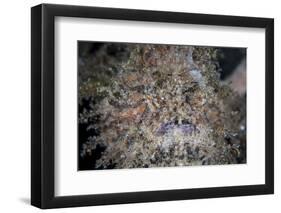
78, 43, 246, 170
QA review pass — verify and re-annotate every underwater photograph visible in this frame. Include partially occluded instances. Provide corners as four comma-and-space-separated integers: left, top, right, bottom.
78, 41, 246, 170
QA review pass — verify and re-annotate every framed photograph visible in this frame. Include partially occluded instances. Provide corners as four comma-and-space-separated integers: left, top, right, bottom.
31, 3, 274, 209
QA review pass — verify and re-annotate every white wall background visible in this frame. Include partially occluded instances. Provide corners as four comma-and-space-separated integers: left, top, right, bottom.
0, 0, 279, 212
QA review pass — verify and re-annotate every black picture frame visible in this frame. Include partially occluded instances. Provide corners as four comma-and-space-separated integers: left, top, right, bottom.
31, 3, 274, 209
